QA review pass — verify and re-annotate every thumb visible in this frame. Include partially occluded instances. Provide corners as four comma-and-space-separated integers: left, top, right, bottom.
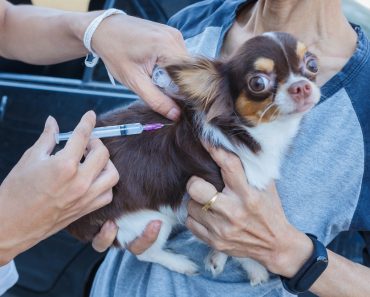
34, 116, 59, 155
128, 220, 162, 255
132, 73, 180, 121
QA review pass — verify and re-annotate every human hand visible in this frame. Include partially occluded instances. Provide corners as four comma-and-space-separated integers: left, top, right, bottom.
186, 145, 313, 277
91, 220, 161, 254
0, 111, 119, 264
92, 14, 188, 121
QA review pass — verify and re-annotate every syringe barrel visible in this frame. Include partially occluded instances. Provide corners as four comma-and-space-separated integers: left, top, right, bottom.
55, 123, 144, 144
118, 123, 144, 135
56, 132, 73, 144
90, 125, 123, 139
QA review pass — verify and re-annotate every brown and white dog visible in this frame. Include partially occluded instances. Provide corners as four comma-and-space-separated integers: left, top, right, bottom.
68, 32, 321, 285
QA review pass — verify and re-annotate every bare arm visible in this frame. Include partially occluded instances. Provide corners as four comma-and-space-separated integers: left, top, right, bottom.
0, 0, 188, 119
186, 146, 370, 297
0, 0, 95, 64
309, 250, 370, 297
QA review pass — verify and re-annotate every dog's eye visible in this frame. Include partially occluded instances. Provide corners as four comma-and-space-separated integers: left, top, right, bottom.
248, 75, 270, 93
306, 57, 318, 74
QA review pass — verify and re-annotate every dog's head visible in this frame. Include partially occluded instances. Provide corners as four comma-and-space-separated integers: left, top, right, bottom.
165, 32, 321, 127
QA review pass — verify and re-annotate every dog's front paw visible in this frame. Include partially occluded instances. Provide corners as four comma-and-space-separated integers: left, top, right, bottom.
160, 253, 199, 276
177, 256, 199, 276
205, 250, 228, 277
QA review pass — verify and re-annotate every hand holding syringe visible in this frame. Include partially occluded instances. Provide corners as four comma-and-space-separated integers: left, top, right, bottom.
56, 66, 176, 144
55, 122, 170, 144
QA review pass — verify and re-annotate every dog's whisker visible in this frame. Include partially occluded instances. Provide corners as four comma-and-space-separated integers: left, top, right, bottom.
271, 107, 280, 120
258, 102, 276, 124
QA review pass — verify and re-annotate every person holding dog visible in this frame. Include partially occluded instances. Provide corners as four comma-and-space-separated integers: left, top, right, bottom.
89, 1, 370, 297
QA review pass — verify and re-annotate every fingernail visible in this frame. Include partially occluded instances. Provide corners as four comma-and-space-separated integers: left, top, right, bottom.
45, 116, 52, 126
85, 110, 97, 121
106, 221, 118, 231
152, 220, 162, 232
166, 108, 180, 121
44, 116, 57, 131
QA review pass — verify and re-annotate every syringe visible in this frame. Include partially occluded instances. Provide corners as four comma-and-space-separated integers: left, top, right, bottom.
55, 122, 168, 144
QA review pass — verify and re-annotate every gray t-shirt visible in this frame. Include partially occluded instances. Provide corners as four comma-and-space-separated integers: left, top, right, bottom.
90, 1, 370, 296
0, 261, 18, 296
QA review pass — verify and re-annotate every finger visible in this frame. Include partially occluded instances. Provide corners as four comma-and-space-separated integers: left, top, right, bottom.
88, 189, 114, 215
157, 48, 189, 65
157, 27, 188, 63
80, 139, 110, 185
131, 72, 180, 121
186, 216, 212, 246
62, 111, 96, 162
202, 143, 248, 192
33, 116, 59, 156
92, 220, 118, 252
186, 176, 226, 213
63, 189, 113, 226
128, 220, 162, 255
187, 199, 220, 231
84, 161, 119, 210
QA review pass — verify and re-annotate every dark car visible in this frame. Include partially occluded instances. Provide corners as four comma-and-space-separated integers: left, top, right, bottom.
0, 1, 369, 297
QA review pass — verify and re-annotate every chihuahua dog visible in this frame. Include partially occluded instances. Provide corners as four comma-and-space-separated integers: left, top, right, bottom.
68, 32, 321, 286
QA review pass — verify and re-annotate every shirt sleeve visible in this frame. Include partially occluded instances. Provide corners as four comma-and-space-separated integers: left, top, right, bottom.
0, 261, 18, 296
167, 0, 225, 37
346, 31, 370, 230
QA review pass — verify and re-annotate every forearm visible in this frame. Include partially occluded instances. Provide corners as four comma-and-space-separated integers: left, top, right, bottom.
309, 250, 370, 297
0, 1, 100, 64
274, 229, 370, 297
0, 188, 33, 266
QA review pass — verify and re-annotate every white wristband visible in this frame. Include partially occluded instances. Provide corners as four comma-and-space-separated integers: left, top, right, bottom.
83, 8, 126, 85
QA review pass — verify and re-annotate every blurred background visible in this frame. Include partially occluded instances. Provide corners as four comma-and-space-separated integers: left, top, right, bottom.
0, 1, 369, 297
343, 0, 370, 34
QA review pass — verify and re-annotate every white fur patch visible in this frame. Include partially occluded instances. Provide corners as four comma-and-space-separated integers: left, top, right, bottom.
116, 207, 177, 246
201, 115, 302, 189
275, 74, 321, 114
116, 207, 198, 275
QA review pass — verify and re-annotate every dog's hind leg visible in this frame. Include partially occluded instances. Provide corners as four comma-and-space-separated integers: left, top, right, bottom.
116, 207, 198, 275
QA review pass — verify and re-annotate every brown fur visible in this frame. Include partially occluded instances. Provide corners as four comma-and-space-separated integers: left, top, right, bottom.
296, 41, 307, 61
236, 93, 278, 124
254, 58, 275, 73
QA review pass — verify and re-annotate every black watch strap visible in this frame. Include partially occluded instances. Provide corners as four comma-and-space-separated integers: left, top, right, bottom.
280, 233, 329, 295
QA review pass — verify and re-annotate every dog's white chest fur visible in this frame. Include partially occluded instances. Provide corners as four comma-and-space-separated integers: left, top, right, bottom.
202, 116, 302, 189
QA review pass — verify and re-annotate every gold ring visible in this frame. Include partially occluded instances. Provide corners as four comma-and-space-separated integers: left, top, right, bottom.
202, 192, 219, 212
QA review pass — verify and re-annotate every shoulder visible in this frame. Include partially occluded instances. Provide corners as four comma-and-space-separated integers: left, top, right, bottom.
168, 0, 245, 39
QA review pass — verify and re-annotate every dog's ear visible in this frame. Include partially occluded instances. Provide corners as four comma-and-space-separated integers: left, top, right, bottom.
165, 58, 229, 121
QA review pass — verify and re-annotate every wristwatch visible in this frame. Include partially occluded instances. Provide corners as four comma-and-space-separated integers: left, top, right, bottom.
280, 233, 329, 295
